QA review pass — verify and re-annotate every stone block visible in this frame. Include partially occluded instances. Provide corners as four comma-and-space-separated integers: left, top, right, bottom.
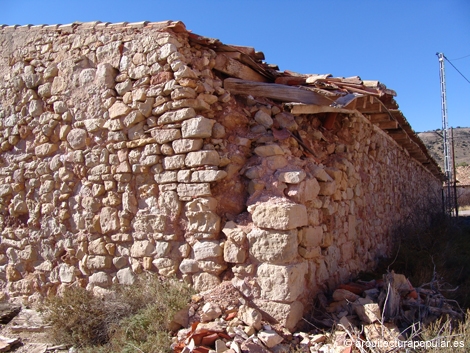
254, 144, 284, 157
177, 183, 211, 199
172, 138, 203, 154
128, 122, 145, 140
247, 228, 298, 264
158, 107, 196, 125
154, 171, 178, 184
59, 125, 71, 140
153, 258, 177, 276
133, 214, 166, 233
238, 305, 262, 330
299, 226, 323, 248
151, 128, 181, 144
154, 241, 170, 257
123, 110, 144, 128
341, 241, 354, 262
185, 150, 220, 167
256, 262, 307, 302
185, 197, 218, 212
277, 170, 306, 184
88, 239, 108, 255
130, 240, 155, 258
190, 170, 227, 182
96, 62, 116, 88
160, 43, 177, 60
141, 155, 160, 166
222, 221, 246, 243
193, 273, 221, 292
86, 255, 112, 270
318, 181, 337, 196
223, 240, 247, 263
253, 299, 304, 332
312, 166, 333, 182
116, 268, 136, 285
96, 41, 122, 68
250, 201, 308, 230
158, 190, 182, 217
266, 155, 288, 170
0, 185, 13, 197
192, 241, 222, 260
162, 155, 186, 170
179, 259, 199, 274
200, 302, 222, 322
181, 116, 215, 138
83, 119, 105, 132
355, 303, 382, 324
99, 207, 119, 234
35, 143, 58, 157
298, 246, 322, 259
88, 272, 111, 288
186, 211, 220, 234
108, 101, 131, 119
58, 264, 75, 283
254, 110, 273, 128
257, 330, 283, 348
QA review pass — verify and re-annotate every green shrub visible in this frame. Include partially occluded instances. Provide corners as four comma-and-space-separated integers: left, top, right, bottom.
40, 274, 194, 352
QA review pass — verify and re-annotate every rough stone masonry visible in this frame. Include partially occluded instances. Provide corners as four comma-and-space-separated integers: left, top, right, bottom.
0, 20, 443, 331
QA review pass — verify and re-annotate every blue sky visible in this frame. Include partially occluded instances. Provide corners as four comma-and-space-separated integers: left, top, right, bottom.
1, 0, 469, 132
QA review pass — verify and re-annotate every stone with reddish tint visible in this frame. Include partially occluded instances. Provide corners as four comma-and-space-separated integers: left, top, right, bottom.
250, 201, 308, 230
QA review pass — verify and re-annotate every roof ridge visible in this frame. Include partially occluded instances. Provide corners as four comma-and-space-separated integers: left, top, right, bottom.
0, 20, 187, 33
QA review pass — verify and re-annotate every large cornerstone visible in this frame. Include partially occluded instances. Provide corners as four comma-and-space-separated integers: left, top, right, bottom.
0, 21, 443, 331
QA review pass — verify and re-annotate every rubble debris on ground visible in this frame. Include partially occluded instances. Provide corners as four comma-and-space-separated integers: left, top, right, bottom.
171, 272, 464, 353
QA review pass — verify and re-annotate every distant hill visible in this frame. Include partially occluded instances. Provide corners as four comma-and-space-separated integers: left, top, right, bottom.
418, 127, 470, 185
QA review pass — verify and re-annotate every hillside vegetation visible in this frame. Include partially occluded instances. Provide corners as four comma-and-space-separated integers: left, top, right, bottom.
418, 127, 470, 184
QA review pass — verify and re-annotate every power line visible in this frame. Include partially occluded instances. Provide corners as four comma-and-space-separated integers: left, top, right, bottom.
449, 54, 470, 61
443, 55, 470, 85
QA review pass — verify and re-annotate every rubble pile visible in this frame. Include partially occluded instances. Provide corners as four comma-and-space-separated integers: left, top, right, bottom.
171, 272, 463, 353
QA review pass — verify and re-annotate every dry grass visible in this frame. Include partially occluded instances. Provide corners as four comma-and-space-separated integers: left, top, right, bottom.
40, 273, 194, 352
416, 310, 470, 352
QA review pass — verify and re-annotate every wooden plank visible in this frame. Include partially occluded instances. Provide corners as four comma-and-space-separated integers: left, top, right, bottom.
218, 51, 242, 60
324, 113, 337, 130
387, 130, 409, 141
275, 76, 307, 85
227, 45, 256, 57
286, 104, 354, 115
214, 54, 269, 82
369, 113, 391, 123
375, 121, 399, 130
224, 78, 334, 105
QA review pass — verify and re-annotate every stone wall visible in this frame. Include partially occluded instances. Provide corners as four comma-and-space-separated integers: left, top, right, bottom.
0, 21, 442, 331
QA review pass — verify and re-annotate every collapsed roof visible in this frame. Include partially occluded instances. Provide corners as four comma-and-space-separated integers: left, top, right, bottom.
0, 20, 444, 180
188, 24, 444, 180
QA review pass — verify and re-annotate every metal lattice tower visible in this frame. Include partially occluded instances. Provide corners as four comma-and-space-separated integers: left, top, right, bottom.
437, 52, 454, 214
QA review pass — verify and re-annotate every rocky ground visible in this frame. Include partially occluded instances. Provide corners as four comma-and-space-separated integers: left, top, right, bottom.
0, 302, 66, 353
0, 269, 464, 353
169, 272, 462, 353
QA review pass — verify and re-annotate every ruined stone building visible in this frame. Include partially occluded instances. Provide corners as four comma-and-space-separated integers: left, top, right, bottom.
0, 21, 444, 330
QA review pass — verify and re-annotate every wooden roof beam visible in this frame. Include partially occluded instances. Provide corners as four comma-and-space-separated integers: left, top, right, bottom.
224, 78, 334, 105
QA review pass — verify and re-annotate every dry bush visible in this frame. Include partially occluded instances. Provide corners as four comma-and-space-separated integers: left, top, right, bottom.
457, 187, 470, 208
40, 273, 194, 352
416, 310, 470, 352
382, 205, 470, 309
40, 286, 110, 347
